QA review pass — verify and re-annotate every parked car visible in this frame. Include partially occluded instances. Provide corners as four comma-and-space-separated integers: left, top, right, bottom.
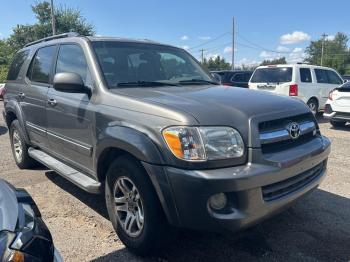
211, 70, 252, 88
249, 64, 344, 114
0, 83, 5, 100
342, 75, 350, 82
0, 179, 62, 261
323, 81, 350, 127
3, 33, 331, 255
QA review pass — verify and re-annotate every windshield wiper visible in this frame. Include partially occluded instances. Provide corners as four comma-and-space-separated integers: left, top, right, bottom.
178, 79, 219, 85
114, 81, 179, 87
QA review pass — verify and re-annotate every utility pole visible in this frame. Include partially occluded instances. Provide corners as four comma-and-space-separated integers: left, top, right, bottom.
50, 0, 56, 35
200, 49, 205, 64
321, 33, 328, 66
231, 17, 235, 70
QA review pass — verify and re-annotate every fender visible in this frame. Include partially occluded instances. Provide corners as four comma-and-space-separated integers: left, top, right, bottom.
4, 100, 31, 144
95, 125, 165, 166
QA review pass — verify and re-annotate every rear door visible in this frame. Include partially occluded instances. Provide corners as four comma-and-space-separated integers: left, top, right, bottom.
298, 67, 316, 103
46, 43, 94, 173
21, 45, 57, 147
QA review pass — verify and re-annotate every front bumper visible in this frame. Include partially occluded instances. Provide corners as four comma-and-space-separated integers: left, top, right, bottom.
143, 135, 331, 233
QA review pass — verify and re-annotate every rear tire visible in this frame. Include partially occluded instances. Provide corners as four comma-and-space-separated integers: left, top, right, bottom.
330, 120, 346, 128
307, 98, 318, 115
9, 120, 37, 169
105, 155, 174, 255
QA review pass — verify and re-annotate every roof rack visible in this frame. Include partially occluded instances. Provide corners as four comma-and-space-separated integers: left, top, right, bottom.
25, 32, 79, 47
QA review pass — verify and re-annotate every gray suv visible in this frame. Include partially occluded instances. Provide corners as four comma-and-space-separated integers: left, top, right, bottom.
3, 33, 331, 255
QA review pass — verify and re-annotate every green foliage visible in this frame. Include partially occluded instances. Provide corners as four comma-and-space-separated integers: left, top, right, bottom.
201, 56, 231, 71
260, 57, 287, 66
0, 1, 95, 81
304, 32, 350, 74
8, 1, 95, 51
0, 40, 14, 82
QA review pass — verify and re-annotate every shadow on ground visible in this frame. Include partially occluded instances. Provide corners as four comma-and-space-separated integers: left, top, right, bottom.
43, 172, 350, 262
0, 125, 8, 136
45, 171, 109, 219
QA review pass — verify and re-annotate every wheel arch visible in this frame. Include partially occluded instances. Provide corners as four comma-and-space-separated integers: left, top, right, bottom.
4, 101, 30, 143
95, 126, 179, 225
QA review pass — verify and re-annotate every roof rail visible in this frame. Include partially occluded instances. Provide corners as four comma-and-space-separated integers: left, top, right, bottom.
24, 32, 80, 47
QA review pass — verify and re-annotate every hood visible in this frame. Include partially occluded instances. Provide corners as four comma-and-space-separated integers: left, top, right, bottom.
111, 85, 310, 143
0, 180, 19, 232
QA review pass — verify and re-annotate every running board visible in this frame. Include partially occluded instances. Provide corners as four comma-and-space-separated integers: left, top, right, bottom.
28, 148, 101, 194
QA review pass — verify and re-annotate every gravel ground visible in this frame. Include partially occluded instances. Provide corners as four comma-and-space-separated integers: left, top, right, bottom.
0, 101, 349, 262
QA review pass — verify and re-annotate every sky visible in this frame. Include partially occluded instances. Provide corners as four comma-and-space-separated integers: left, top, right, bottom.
1, 0, 350, 67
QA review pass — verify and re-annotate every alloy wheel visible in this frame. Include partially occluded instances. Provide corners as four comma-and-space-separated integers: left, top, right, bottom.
12, 130, 23, 163
113, 176, 144, 237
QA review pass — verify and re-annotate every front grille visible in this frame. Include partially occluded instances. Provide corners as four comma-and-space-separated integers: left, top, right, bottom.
259, 113, 312, 133
259, 113, 317, 154
262, 161, 325, 202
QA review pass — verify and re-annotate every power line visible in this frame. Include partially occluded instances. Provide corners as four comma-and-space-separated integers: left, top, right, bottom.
188, 32, 231, 50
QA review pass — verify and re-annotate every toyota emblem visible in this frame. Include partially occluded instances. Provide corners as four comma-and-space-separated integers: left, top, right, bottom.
288, 122, 301, 139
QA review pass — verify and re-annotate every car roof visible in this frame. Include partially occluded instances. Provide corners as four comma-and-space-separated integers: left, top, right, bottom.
21, 33, 179, 52
256, 64, 337, 71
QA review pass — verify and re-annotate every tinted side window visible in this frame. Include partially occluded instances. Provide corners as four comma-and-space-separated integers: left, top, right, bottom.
29, 46, 56, 83
327, 70, 342, 84
244, 73, 252, 82
300, 68, 312, 83
7, 50, 29, 81
231, 73, 245, 82
314, 69, 328, 84
56, 44, 91, 86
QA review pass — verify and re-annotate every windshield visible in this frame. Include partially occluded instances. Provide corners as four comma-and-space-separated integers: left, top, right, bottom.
250, 67, 292, 83
92, 41, 214, 88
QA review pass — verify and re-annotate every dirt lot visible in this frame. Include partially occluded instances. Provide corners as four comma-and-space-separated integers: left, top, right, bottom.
0, 100, 349, 262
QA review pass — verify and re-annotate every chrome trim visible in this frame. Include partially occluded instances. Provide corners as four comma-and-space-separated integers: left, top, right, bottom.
26, 122, 46, 134
47, 131, 91, 151
260, 121, 316, 145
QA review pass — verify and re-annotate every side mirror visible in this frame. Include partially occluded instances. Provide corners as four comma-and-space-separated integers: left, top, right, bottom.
211, 73, 221, 83
53, 72, 86, 93
343, 79, 349, 83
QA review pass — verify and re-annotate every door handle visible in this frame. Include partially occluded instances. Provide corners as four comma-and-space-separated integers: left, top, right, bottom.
47, 98, 57, 106
18, 92, 25, 99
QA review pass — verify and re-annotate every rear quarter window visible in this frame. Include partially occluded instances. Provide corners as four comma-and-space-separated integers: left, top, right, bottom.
7, 50, 29, 81
250, 67, 292, 83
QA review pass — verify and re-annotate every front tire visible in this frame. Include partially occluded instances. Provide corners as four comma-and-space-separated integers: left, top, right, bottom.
105, 156, 174, 255
330, 120, 346, 128
9, 120, 37, 169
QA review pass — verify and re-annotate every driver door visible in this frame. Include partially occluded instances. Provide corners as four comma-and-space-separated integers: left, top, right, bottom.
46, 44, 94, 173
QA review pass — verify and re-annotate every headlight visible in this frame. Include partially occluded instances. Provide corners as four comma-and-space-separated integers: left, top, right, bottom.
162, 126, 244, 161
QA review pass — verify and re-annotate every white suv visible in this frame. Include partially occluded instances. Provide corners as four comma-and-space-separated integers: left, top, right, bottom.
249, 64, 344, 114
323, 81, 350, 127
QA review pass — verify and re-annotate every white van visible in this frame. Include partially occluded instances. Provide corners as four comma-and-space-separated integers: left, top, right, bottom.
248, 64, 344, 114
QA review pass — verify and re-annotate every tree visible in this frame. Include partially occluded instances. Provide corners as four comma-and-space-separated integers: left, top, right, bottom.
260, 57, 287, 66
201, 56, 231, 71
304, 32, 350, 74
8, 1, 95, 51
0, 40, 15, 82
0, 1, 95, 82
